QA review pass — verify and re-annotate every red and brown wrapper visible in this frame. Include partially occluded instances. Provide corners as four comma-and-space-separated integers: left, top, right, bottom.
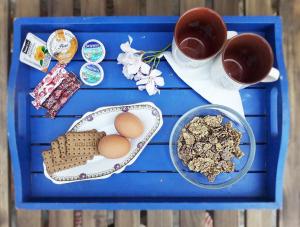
31, 63, 81, 118
44, 72, 80, 118
31, 63, 67, 109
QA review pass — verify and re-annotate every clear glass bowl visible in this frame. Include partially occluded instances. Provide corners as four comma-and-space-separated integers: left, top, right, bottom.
169, 104, 256, 189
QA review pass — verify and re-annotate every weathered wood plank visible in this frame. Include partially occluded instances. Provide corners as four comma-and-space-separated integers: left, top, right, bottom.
180, 0, 206, 14
81, 210, 108, 227
244, 1, 276, 226
245, 0, 276, 15
279, 0, 300, 227
80, 0, 106, 16
113, 0, 140, 15
145, 0, 180, 15
15, 212, 42, 227
48, 0, 74, 16
114, 210, 140, 227
16, 0, 40, 17
15, 0, 42, 226
49, 210, 74, 227
180, 211, 207, 227
214, 211, 240, 227
213, 0, 242, 15
147, 210, 173, 227
0, 0, 10, 225
15, 0, 40, 17
246, 210, 274, 227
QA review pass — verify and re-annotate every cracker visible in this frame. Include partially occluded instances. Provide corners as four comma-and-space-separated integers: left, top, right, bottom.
57, 136, 67, 159
42, 150, 53, 170
58, 130, 97, 159
51, 158, 87, 173
51, 140, 93, 165
51, 140, 61, 161
65, 130, 105, 156
42, 150, 90, 174
42, 130, 106, 175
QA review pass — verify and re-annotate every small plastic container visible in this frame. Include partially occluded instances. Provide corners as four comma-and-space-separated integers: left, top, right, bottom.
20, 33, 51, 72
80, 62, 104, 86
81, 39, 106, 63
47, 29, 78, 64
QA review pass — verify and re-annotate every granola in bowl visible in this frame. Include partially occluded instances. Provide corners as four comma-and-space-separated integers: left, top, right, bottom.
177, 115, 244, 182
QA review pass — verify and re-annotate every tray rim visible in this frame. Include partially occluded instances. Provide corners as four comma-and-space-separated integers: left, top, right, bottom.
16, 201, 280, 210
7, 15, 290, 210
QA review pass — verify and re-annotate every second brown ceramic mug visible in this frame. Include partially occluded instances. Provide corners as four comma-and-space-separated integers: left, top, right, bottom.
210, 33, 280, 90
172, 7, 237, 68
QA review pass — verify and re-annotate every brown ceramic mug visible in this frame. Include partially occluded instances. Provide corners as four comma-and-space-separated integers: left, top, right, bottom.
172, 7, 235, 68
211, 33, 280, 89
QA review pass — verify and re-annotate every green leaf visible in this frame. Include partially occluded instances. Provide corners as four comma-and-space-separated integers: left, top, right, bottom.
39, 60, 43, 66
41, 46, 45, 52
44, 49, 49, 54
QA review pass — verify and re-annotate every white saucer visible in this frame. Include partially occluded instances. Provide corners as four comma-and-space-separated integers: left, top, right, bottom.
164, 51, 245, 117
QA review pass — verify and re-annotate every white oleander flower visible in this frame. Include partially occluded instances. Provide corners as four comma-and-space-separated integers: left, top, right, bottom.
120, 35, 139, 54
136, 69, 165, 96
117, 35, 167, 96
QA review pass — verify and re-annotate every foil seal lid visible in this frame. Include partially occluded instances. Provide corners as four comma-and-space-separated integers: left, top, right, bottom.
47, 29, 78, 64
80, 62, 104, 86
81, 39, 106, 63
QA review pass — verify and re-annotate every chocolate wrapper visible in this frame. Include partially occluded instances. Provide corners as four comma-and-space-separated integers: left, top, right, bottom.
31, 63, 67, 109
42, 73, 77, 110
46, 74, 80, 118
31, 62, 81, 118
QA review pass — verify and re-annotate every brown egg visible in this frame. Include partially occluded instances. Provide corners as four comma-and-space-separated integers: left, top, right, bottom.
98, 135, 131, 159
114, 112, 144, 138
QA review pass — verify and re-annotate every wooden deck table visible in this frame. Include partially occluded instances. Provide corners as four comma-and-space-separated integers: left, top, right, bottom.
1, 0, 299, 227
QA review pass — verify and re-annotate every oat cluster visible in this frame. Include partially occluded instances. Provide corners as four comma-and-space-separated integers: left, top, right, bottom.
177, 115, 244, 182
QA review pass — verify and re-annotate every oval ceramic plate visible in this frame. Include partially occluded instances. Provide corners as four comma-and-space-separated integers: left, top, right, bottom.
44, 102, 163, 184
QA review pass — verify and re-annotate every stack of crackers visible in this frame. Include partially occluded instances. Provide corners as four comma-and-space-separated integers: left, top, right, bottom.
43, 130, 106, 174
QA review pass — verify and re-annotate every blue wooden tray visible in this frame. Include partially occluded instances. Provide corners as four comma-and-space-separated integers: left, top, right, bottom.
8, 16, 289, 209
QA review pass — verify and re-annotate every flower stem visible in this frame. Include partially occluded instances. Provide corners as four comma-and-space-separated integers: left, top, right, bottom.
156, 57, 161, 68
143, 54, 156, 59
152, 57, 157, 70
142, 43, 171, 68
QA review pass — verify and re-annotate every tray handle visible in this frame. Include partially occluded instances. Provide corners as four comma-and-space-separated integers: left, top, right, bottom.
270, 87, 279, 137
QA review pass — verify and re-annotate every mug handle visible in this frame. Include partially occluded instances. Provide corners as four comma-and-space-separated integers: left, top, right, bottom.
261, 67, 280, 82
227, 31, 238, 39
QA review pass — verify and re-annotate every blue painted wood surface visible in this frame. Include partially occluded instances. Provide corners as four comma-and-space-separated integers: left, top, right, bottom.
7, 16, 289, 209
30, 145, 267, 172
